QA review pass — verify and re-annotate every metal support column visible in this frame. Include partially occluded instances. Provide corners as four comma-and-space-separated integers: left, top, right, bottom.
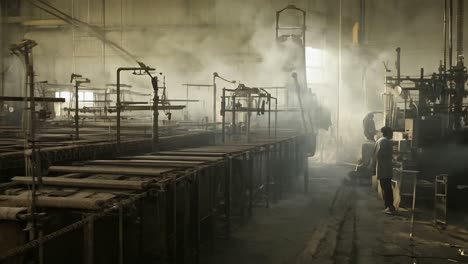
274, 98, 277, 138
221, 88, 226, 142
118, 205, 124, 264
232, 95, 236, 140
70, 74, 90, 140
267, 94, 271, 137
83, 216, 95, 264
248, 153, 254, 215
75, 81, 79, 139
246, 93, 251, 142
212, 73, 217, 130
152, 76, 159, 151
227, 157, 232, 238
116, 65, 155, 149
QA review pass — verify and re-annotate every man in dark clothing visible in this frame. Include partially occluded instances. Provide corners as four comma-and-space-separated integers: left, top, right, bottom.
363, 112, 377, 141
375, 126, 395, 213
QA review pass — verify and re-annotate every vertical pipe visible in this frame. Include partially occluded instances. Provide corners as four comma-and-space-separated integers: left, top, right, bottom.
194, 171, 201, 262
457, 0, 464, 57
443, 0, 449, 110
336, 0, 342, 162
102, 0, 106, 74
359, 0, 366, 44
25, 48, 39, 240
449, 0, 453, 68
274, 98, 277, 139
28, 51, 35, 163
137, 200, 143, 262
444, 0, 448, 72
116, 69, 121, 147
302, 8, 308, 90
160, 190, 168, 260
118, 205, 123, 264
409, 172, 417, 239
213, 74, 217, 130
71, 0, 76, 74
275, 11, 280, 40
444, 176, 448, 223
434, 175, 438, 223
172, 179, 177, 263
232, 95, 236, 138
396, 47, 401, 86
454, 0, 464, 130
302, 9, 306, 48
268, 95, 271, 137
152, 76, 159, 151
420, 68, 425, 103
226, 158, 232, 238
266, 149, 270, 208
304, 155, 309, 193
247, 93, 251, 142
104, 90, 108, 117
0, 3, 4, 101
185, 85, 189, 119
221, 88, 226, 142
120, 0, 123, 45
240, 155, 246, 223
292, 73, 308, 133
248, 156, 254, 215
38, 230, 44, 264
448, 0, 454, 118
83, 216, 94, 264
75, 81, 79, 140
209, 169, 215, 251
404, 93, 407, 125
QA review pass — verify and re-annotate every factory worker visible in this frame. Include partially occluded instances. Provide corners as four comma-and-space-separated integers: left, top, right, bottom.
375, 126, 395, 213
363, 112, 377, 141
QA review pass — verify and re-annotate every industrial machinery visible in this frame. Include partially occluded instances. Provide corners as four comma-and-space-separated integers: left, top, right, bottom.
0, 4, 320, 264
220, 83, 277, 142
70, 73, 91, 140
382, 0, 468, 211
275, 5, 322, 156
0, 130, 309, 264
180, 72, 236, 131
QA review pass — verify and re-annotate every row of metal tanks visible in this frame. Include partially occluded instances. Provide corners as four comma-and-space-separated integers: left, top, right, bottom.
0, 132, 215, 180
0, 133, 309, 264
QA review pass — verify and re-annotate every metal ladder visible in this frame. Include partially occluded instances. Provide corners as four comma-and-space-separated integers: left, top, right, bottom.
434, 174, 448, 227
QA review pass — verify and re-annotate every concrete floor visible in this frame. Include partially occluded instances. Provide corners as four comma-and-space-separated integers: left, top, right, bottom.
202, 163, 468, 264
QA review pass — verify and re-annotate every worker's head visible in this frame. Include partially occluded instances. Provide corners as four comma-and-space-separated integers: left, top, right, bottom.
367, 113, 374, 119
381, 126, 393, 139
